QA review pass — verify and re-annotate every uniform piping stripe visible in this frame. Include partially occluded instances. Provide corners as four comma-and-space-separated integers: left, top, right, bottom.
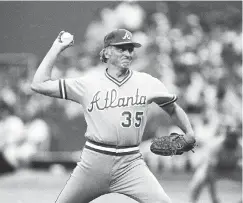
59, 79, 67, 99
86, 141, 139, 153
158, 95, 177, 107
105, 69, 133, 87
85, 145, 139, 156
61, 79, 66, 99
87, 139, 138, 149
59, 80, 63, 98
63, 79, 67, 99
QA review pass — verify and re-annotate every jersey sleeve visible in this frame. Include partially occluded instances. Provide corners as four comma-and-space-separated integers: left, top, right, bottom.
58, 77, 86, 104
147, 76, 177, 107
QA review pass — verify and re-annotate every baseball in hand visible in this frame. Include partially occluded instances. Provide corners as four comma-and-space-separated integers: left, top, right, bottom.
60, 32, 73, 43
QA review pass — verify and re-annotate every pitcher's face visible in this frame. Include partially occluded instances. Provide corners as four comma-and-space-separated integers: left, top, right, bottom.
109, 44, 135, 69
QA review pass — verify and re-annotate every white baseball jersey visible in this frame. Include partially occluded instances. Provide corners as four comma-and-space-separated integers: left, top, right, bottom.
59, 68, 177, 146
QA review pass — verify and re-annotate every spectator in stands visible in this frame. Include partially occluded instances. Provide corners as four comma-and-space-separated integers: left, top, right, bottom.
0, 99, 51, 175
189, 120, 242, 203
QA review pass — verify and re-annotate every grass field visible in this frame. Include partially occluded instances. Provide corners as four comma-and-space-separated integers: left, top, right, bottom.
0, 169, 241, 203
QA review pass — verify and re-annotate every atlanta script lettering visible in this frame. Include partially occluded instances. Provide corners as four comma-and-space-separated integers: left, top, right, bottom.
87, 89, 146, 112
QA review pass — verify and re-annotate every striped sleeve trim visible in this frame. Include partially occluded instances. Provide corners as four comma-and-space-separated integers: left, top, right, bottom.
59, 79, 67, 99
158, 95, 177, 107
63, 79, 67, 99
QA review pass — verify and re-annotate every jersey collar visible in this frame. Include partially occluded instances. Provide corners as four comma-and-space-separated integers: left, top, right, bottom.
105, 68, 133, 87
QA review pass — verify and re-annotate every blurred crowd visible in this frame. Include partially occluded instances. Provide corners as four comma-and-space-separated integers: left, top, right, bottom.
0, 2, 241, 172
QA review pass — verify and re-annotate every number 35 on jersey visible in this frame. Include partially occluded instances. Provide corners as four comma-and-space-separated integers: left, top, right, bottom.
121, 111, 144, 128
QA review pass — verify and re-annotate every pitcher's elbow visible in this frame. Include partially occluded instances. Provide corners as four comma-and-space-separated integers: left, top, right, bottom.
30, 83, 39, 92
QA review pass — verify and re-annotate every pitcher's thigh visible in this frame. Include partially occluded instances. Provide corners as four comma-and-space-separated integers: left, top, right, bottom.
111, 161, 171, 203
55, 165, 108, 203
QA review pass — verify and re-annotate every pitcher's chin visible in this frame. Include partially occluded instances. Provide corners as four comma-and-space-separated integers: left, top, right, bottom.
121, 62, 131, 68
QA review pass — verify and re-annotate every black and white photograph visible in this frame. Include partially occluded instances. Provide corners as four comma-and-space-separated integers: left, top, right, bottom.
0, 1, 242, 203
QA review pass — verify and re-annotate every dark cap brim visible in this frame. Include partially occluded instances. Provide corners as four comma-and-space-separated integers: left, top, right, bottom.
110, 41, 141, 48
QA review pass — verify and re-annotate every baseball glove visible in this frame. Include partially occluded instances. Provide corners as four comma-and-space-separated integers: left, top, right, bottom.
150, 133, 196, 156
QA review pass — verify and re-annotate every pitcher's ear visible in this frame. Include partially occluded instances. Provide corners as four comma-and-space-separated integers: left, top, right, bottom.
104, 47, 112, 58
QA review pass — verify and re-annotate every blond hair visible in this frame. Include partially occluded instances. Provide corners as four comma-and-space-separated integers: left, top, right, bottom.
99, 48, 108, 63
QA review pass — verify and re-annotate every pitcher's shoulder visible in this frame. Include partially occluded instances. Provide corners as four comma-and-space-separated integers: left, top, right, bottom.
132, 70, 157, 80
77, 68, 105, 81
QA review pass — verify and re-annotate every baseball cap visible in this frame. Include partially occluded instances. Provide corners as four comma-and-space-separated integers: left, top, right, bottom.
103, 29, 141, 48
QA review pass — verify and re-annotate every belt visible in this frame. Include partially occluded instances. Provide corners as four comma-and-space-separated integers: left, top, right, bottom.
85, 140, 140, 156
